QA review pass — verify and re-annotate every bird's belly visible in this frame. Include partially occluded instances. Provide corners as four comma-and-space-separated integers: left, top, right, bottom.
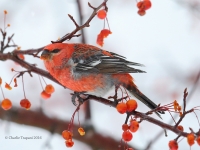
54, 69, 114, 96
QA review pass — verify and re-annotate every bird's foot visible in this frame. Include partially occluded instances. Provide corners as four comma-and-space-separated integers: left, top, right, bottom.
71, 92, 88, 106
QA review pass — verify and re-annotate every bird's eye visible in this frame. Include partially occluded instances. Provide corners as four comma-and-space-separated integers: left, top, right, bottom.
51, 49, 61, 53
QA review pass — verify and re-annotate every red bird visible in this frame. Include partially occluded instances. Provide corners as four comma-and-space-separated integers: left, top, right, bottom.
41, 43, 162, 117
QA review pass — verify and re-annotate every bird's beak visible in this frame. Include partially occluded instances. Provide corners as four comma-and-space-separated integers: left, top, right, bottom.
40, 50, 51, 60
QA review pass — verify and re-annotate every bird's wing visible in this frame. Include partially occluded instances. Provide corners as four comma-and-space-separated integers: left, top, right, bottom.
71, 44, 145, 74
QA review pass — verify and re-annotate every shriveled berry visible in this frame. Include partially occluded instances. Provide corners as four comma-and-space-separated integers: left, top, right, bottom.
1, 98, 12, 110
5, 83, 12, 90
20, 99, 31, 110
65, 139, 74, 147
100, 29, 112, 38
78, 127, 85, 136
177, 125, 184, 132
138, 9, 146, 16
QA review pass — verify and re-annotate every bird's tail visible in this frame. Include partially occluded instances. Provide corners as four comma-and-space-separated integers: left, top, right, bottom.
125, 83, 164, 119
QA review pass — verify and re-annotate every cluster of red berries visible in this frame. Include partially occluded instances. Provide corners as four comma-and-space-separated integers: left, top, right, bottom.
41, 84, 55, 99
137, 0, 152, 16
116, 99, 138, 114
1, 71, 56, 111
96, 9, 112, 47
122, 119, 139, 142
168, 133, 200, 149
62, 130, 74, 147
173, 100, 182, 116
187, 133, 200, 147
115, 99, 138, 147
62, 127, 85, 148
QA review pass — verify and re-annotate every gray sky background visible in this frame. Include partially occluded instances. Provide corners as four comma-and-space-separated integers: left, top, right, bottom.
0, 0, 200, 149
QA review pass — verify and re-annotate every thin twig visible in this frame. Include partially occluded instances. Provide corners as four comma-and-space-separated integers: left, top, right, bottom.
52, 0, 108, 43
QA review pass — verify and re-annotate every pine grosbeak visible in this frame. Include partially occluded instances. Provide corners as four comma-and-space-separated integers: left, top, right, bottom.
41, 43, 163, 117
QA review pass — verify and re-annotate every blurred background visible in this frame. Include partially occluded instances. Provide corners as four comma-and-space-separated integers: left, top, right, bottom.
0, 0, 200, 149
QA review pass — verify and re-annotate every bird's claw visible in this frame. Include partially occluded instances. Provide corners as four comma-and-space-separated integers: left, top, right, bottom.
71, 92, 87, 106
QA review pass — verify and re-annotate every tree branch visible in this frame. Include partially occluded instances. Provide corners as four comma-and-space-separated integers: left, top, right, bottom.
52, 0, 108, 43
0, 106, 130, 150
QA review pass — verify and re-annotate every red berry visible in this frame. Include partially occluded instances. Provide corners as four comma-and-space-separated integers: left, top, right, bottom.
116, 103, 127, 114
177, 125, 184, 132
97, 10, 107, 19
0, 77, 2, 85
62, 130, 72, 140
196, 136, 200, 146
138, 9, 146, 16
41, 90, 51, 99
122, 124, 129, 131
129, 120, 139, 133
45, 84, 55, 94
1, 98, 12, 110
100, 29, 112, 38
137, 1, 152, 11
65, 139, 74, 147
187, 133, 195, 146
122, 131, 133, 142
17, 54, 25, 60
168, 140, 178, 150
143, 0, 152, 10
126, 99, 137, 112
20, 99, 31, 110
137, 1, 144, 9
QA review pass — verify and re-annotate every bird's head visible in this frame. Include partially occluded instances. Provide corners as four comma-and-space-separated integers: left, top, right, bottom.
40, 43, 73, 62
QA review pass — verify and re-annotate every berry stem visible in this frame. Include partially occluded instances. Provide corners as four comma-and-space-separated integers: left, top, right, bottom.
124, 113, 130, 124
105, 17, 110, 30
9, 72, 19, 85
103, 18, 105, 29
38, 75, 44, 90
22, 75, 26, 99
193, 111, 200, 127
68, 104, 81, 131
168, 111, 176, 124
41, 76, 47, 85
4, 13, 6, 32
0, 84, 5, 99
78, 110, 81, 127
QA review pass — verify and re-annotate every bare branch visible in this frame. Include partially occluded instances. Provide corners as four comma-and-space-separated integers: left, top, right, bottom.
52, 0, 108, 43
68, 14, 80, 28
